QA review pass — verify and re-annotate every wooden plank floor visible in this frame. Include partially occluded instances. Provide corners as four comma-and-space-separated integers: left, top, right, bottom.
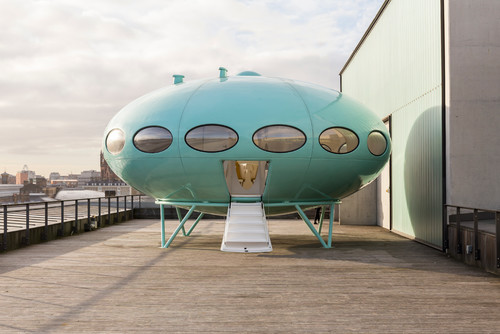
0, 218, 499, 333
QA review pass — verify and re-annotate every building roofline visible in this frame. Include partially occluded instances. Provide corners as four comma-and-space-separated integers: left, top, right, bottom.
339, 0, 391, 76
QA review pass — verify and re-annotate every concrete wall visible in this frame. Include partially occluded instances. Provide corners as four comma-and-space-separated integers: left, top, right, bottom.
339, 182, 377, 225
446, 0, 500, 211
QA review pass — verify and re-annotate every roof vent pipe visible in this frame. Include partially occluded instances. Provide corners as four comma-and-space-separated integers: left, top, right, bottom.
219, 67, 228, 79
173, 74, 184, 84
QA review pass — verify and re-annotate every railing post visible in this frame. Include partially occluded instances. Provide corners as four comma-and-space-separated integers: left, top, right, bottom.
131, 195, 134, 219
3, 205, 7, 251
59, 201, 64, 236
124, 195, 128, 220
43, 202, 48, 241
116, 196, 119, 223
87, 199, 91, 230
456, 207, 462, 254
25, 203, 30, 245
107, 197, 111, 225
74, 200, 78, 234
443, 204, 449, 252
474, 209, 480, 260
496, 212, 500, 269
98, 198, 102, 227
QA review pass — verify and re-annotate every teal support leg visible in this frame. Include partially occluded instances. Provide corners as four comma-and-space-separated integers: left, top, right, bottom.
295, 205, 329, 248
318, 206, 326, 234
328, 203, 334, 247
186, 213, 204, 236
175, 207, 187, 236
164, 206, 196, 248
160, 204, 165, 247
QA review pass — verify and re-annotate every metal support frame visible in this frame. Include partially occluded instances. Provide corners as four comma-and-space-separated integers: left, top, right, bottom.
295, 203, 336, 248
174, 207, 204, 237
156, 199, 340, 249
161, 205, 197, 248
318, 206, 326, 234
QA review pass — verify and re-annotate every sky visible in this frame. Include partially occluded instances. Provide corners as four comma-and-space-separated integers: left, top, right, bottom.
0, 0, 384, 178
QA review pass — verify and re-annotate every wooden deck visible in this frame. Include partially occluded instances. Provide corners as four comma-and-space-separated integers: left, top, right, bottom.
0, 218, 499, 333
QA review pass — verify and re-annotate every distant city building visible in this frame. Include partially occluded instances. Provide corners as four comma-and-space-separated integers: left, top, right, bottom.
50, 179, 78, 188
20, 180, 43, 195
1, 172, 10, 184
48, 172, 61, 182
34, 176, 47, 187
16, 165, 35, 185
100, 151, 121, 182
84, 182, 142, 197
78, 170, 101, 186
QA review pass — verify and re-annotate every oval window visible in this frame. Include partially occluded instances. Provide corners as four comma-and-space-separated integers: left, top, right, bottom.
133, 126, 173, 153
106, 128, 125, 155
185, 125, 238, 152
319, 127, 358, 154
253, 125, 306, 153
367, 131, 387, 156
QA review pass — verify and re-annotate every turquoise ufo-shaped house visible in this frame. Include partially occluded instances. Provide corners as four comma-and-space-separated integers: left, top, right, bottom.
103, 68, 390, 252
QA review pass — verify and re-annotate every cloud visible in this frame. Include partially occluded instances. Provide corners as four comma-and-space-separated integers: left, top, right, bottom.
0, 0, 384, 176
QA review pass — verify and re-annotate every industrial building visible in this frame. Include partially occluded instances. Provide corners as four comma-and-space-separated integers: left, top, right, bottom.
339, 0, 499, 270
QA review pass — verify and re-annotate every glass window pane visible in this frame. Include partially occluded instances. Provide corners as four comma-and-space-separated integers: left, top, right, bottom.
133, 126, 172, 153
185, 125, 238, 152
319, 127, 358, 154
367, 131, 387, 156
106, 128, 125, 155
253, 125, 306, 153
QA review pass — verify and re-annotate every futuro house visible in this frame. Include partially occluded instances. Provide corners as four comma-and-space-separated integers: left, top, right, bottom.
103, 68, 390, 252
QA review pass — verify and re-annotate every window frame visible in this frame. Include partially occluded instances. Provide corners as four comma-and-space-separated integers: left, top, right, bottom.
133, 126, 173, 154
106, 128, 126, 155
252, 124, 307, 153
318, 127, 359, 154
184, 124, 239, 153
367, 130, 388, 156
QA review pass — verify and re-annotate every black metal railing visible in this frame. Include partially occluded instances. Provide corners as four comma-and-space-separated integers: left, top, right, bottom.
444, 204, 499, 268
1, 195, 143, 251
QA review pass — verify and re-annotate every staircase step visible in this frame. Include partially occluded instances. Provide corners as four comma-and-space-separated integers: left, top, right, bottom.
227, 223, 266, 232
227, 215, 263, 223
221, 201, 272, 253
226, 231, 268, 241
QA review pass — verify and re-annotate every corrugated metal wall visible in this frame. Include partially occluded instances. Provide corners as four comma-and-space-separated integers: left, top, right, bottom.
341, 0, 443, 247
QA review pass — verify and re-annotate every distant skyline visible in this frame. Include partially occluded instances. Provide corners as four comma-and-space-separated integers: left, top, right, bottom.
0, 0, 384, 177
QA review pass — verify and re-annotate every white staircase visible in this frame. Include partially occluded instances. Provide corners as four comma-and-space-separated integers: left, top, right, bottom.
221, 201, 272, 253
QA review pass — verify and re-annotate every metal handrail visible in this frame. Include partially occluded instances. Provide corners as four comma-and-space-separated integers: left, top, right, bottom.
1, 195, 143, 252
443, 204, 499, 268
